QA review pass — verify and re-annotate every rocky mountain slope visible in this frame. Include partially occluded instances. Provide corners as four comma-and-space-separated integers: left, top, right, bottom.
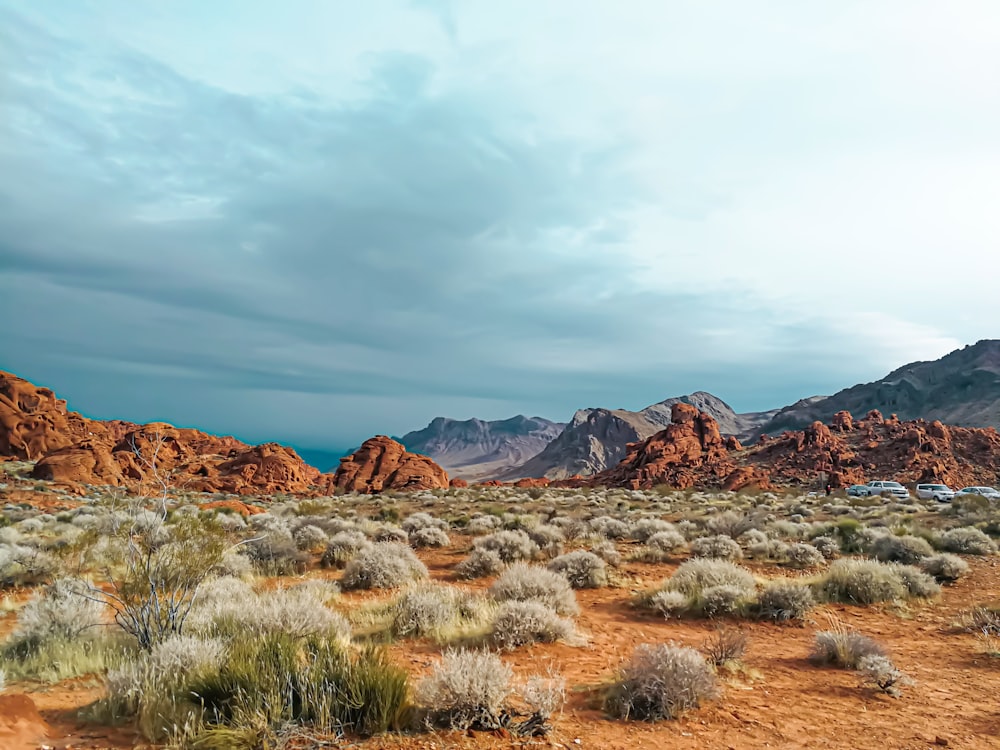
498, 391, 775, 480
758, 340, 1000, 435
399, 415, 564, 479
592, 404, 1000, 491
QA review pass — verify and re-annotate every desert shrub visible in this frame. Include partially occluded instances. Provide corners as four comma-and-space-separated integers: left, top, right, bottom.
811, 630, 886, 669
663, 559, 755, 598
590, 540, 622, 567
604, 643, 718, 721
488, 563, 579, 616
466, 515, 501, 535
939, 527, 997, 555
415, 649, 512, 730
810, 535, 840, 560
293, 524, 329, 552
857, 654, 912, 696
638, 530, 686, 562
690, 535, 743, 561
211, 550, 253, 579
920, 553, 970, 583
833, 518, 864, 553
454, 548, 505, 580
814, 559, 911, 604
527, 525, 565, 557
244, 534, 309, 575
0, 667, 5, 691
756, 581, 815, 622
0, 543, 56, 587
409, 527, 451, 548
701, 628, 749, 667
402, 512, 447, 534
871, 534, 934, 565
341, 542, 428, 590
892, 564, 941, 599
590, 517, 630, 540
630, 519, 676, 542
390, 584, 487, 641
698, 585, 749, 618
648, 590, 690, 618
489, 601, 577, 651
372, 525, 409, 543
547, 551, 608, 589
10, 577, 104, 647
473, 530, 539, 563
707, 511, 759, 539
785, 543, 825, 569
321, 531, 372, 569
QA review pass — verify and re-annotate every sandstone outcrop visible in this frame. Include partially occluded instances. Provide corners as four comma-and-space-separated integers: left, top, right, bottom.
334, 436, 449, 493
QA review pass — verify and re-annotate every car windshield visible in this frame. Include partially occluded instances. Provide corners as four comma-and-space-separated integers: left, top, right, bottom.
925, 485, 948, 490
884, 482, 903, 488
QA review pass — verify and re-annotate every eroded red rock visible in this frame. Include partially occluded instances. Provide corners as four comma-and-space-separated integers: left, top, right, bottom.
334, 436, 449, 493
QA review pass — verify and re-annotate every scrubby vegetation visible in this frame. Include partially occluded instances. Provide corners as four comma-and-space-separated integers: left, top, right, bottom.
0, 478, 995, 745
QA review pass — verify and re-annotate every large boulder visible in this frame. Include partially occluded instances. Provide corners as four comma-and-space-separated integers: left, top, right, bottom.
334, 436, 449, 493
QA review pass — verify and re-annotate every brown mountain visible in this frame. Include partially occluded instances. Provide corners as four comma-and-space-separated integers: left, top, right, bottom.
399, 415, 565, 480
592, 404, 1000, 491
757, 340, 1000, 436
498, 392, 776, 480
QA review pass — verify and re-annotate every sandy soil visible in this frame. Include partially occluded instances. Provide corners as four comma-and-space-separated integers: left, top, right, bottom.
4, 541, 1000, 749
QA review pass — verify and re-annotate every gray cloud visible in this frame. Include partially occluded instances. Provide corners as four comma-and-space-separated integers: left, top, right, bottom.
0, 4, 976, 449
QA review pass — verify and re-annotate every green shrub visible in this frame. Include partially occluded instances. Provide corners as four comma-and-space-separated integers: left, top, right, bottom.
604, 644, 718, 721
813, 559, 925, 605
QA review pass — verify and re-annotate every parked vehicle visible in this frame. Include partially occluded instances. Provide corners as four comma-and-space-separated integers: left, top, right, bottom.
915, 483, 955, 502
846, 484, 870, 497
861, 480, 910, 499
954, 486, 1000, 501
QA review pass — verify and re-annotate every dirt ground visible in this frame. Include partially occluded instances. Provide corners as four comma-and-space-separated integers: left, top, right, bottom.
4, 539, 1000, 750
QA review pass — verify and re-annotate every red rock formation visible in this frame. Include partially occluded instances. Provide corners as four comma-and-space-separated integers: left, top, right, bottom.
0, 370, 134, 460
594, 404, 736, 489
449, 478, 469, 488
591, 404, 1000, 491
832, 410, 854, 431
334, 436, 449, 494
199, 499, 265, 516
32, 424, 332, 496
513, 477, 550, 488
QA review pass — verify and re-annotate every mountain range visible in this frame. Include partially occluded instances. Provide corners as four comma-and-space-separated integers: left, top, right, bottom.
400, 340, 1000, 480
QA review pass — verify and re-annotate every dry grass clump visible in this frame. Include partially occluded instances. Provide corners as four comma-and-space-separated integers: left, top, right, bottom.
473, 530, 539, 563
784, 543, 825, 569
604, 643, 718, 721
810, 629, 886, 669
707, 511, 760, 539
809, 535, 841, 560
662, 559, 756, 598
633, 530, 686, 562
938, 527, 997, 555
488, 563, 579, 616
701, 627, 749, 667
641, 559, 756, 619
293, 524, 329, 552
547, 550, 608, 588
857, 654, 913, 697
341, 542, 428, 590
756, 580, 816, 622
489, 601, 578, 651
630, 518, 677, 542
409, 526, 451, 548
813, 558, 938, 605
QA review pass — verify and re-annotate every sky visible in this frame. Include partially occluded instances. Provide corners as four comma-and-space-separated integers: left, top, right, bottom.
2, 1, 999, 450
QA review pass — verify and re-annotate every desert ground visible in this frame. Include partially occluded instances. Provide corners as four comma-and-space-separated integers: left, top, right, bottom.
2, 471, 1000, 750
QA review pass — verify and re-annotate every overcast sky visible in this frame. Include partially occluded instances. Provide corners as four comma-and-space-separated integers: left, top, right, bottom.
2, 1, 999, 450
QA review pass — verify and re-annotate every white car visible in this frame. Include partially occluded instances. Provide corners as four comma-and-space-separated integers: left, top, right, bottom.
915, 483, 955, 502
861, 480, 910, 499
955, 486, 1000, 501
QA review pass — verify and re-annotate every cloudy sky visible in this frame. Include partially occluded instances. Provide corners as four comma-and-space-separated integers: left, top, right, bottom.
2, 1, 999, 451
